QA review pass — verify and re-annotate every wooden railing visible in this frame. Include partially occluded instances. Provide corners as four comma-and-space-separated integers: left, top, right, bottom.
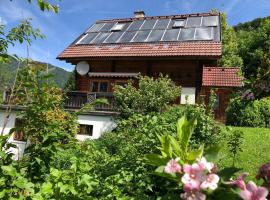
2, 90, 115, 111
65, 91, 115, 111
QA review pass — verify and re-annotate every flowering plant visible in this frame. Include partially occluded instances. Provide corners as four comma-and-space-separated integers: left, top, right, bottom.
145, 116, 269, 199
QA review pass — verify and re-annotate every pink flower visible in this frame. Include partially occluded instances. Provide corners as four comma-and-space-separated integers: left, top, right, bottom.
181, 163, 205, 187
181, 182, 206, 200
198, 157, 214, 172
200, 174, 220, 190
224, 173, 249, 190
240, 181, 268, 200
164, 158, 181, 174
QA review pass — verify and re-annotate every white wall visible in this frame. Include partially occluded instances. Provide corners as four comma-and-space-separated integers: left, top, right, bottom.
77, 114, 116, 140
180, 87, 196, 104
0, 110, 117, 159
0, 111, 26, 160
0, 111, 17, 135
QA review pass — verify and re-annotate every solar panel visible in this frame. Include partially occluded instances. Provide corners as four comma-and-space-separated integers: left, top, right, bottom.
87, 23, 105, 32
91, 32, 110, 44
178, 28, 195, 41
118, 31, 136, 43
147, 30, 165, 42
154, 19, 170, 29
213, 27, 220, 41
127, 20, 144, 31
132, 30, 151, 42
99, 22, 115, 31
185, 17, 202, 28
104, 31, 123, 43
78, 33, 99, 44
195, 27, 212, 40
162, 29, 180, 41
140, 19, 157, 30
202, 16, 219, 26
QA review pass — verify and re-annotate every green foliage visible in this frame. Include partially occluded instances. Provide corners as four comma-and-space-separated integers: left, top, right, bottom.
226, 96, 270, 128
226, 129, 244, 167
219, 12, 243, 67
0, 55, 71, 96
146, 116, 203, 168
27, 0, 60, 13
0, 19, 44, 62
218, 127, 270, 179
234, 16, 270, 98
64, 70, 76, 91
114, 75, 181, 118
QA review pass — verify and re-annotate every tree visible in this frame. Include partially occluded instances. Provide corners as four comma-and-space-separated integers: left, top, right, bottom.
218, 12, 243, 67
235, 17, 270, 98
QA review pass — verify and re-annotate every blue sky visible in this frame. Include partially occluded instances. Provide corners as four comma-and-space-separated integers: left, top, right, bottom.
1, 0, 270, 71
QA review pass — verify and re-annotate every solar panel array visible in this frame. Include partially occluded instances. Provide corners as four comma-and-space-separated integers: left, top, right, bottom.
77, 15, 220, 45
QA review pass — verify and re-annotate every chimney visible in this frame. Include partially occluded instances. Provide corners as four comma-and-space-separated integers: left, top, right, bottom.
134, 10, 145, 18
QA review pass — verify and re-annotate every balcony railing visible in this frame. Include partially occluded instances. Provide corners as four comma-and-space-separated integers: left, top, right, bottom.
65, 91, 115, 111
2, 90, 115, 111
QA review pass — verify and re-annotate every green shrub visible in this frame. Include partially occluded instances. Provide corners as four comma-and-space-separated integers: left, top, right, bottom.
114, 75, 181, 118
226, 97, 270, 127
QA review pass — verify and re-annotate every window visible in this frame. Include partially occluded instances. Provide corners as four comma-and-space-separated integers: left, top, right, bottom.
91, 81, 108, 92
91, 82, 99, 92
100, 82, 108, 92
111, 23, 125, 31
78, 124, 93, 136
13, 118, 26, 141
173, 20, 185, 28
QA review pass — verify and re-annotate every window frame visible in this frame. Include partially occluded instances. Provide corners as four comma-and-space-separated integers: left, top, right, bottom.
172, 19, 185, 28
78, 124, 93, 136
13, 118, 26, 141
91, 80, 109, 93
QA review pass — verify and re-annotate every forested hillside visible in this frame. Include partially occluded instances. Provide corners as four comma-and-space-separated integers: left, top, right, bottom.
0, 55, 71, 89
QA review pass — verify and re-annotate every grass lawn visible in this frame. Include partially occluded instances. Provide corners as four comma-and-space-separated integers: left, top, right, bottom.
218, 126, 270, 181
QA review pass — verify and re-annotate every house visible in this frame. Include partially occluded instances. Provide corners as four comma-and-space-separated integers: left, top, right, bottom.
0, 11, 242, 158
58, 11, 242, 123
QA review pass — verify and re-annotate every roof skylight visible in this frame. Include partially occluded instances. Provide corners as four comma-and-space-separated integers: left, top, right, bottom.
172, 20, 185, 28
111, 23, 126, 31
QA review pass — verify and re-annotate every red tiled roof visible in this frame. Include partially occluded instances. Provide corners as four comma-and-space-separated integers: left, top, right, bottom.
57, 42, 222, 59
202, 67, 243, 87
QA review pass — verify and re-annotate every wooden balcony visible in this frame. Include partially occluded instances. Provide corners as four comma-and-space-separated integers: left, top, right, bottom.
2, 90, 115, 111
65, 91, 115, 111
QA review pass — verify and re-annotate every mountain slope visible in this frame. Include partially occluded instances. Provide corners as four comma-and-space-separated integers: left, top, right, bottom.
0, 56, 71, 89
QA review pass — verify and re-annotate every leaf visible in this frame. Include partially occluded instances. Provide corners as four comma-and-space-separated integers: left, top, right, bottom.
50, 168, 61, 179
219, 167, 242, 181
204, 145, 221, 162
168, 136, 182, 158
177, 115, 197, 152
1, 165, 17, 176
41, 182, 53, 194
187, 146, 204, 162
144, 154, 169, 166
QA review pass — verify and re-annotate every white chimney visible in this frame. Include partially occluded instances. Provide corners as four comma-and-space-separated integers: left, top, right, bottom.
134, 10, 145, 18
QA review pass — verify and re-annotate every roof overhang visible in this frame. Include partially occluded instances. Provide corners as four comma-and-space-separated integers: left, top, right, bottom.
57, 42, 222, 62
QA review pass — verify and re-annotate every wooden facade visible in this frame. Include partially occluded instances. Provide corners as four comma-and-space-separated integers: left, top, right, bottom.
75, 59, 216, 102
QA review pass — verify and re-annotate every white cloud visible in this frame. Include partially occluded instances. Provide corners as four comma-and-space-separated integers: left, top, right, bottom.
0, 17, 7, 25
